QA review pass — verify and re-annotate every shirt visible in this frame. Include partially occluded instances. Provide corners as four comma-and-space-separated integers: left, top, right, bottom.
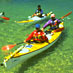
26, 30, 48, 42
43, 19, 61, 29
35, 9, 43, 14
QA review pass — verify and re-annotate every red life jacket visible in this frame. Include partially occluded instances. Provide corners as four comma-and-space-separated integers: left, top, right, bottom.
26, 30, 48, 42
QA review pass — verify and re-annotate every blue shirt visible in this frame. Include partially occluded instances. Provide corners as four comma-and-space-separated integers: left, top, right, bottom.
35, 9, 43, 14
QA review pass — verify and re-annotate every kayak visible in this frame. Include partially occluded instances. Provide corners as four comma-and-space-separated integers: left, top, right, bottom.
15, 19, 34, 23
15, 11, 52, 23
1, 16, 10, 20
1, 22, 64, 69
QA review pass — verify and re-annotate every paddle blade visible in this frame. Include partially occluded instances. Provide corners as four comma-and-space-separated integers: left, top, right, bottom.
2, 44, 16, 51
1, 16, 10, 20
61, 11, 72, 19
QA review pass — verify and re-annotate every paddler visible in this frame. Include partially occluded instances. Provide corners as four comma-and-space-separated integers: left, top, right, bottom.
24, 24, 49, 43
32, 5, 43, 17
0, 12, 10, 21
0, 12, 5, 17
0, 12, 5, 22
42, 14, 62, 34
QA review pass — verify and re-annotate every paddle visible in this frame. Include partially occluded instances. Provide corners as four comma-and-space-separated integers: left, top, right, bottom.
1, 45, 24, 67
60, 11, 72, 20
1, 16, 10, 20
53, 11, 72, 33
15, 19, 34, 23
2, 42, 24, 51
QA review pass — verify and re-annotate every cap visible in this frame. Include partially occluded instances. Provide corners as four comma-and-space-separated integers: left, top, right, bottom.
35, 24, 40, 28
51, 14, 55, 18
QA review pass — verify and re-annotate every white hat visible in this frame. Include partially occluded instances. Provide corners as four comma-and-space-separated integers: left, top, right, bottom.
51, 14, 55, 17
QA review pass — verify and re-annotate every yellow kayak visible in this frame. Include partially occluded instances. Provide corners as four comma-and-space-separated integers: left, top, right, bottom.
15, 11, 52, 23
15, 19, 34, 23
1, 22, 64, 69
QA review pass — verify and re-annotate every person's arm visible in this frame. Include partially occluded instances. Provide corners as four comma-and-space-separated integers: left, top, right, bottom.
24, 32, 34, 42
42, 32, 49, 43
35, 9, 38, 14
43, 20, 51, 29
40, 9, 43, 14
57, 19, 61, 23
55, 19, 61, 23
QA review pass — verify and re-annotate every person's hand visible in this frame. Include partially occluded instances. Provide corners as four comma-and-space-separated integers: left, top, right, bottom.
41, 28, 44, 31
54, 20, 57, 23
37, 13, 41, 15
24, 40, 26, 43
38, 13, 41, 15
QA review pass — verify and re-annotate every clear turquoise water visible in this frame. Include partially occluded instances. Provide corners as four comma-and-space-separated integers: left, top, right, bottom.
0, 0, 73, 73
0, 0, 73, 19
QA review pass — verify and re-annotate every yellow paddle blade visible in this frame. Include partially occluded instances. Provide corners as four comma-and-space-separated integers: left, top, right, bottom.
47, 11, 53, 16
3, 46, 24, 64
15, 20, 34, 23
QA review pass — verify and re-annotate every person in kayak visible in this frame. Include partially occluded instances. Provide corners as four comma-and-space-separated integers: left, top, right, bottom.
24, 24, 49, 43
32, 5, 43, 17
42, 14, 61, 33
0, 12, 5, 22
0, 12, 10, 21
0, 12, 5, 17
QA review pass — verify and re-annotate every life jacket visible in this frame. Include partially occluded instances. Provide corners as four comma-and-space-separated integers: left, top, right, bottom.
32, 30, 48, 42
50, 20, 58, 30
36, 9, 42, 14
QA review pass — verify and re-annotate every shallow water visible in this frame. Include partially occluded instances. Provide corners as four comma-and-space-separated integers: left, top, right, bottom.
0, 0, 73, 19
0, 0, 73, 73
